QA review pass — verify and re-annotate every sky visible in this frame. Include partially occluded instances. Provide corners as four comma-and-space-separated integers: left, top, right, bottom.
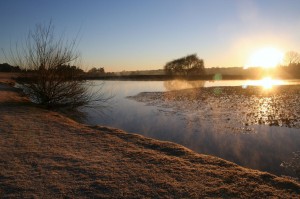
1, 0, 300, 72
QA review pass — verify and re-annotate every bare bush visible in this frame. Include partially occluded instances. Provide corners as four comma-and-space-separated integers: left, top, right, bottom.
284, 51, 300, 66
5, 22, 110, 108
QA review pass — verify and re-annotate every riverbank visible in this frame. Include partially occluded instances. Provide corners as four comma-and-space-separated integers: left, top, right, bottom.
0, 81, 300, 198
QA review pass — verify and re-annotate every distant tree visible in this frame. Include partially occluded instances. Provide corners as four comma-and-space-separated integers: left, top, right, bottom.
283, 51, 300, 77
164, 54, 205, 76
4, 21, 109, 108
0, 63, 21, 72
99, 67, 105, 74
88, 67, 105, 74
284, 51, 300, 66
55, 65, 84, 76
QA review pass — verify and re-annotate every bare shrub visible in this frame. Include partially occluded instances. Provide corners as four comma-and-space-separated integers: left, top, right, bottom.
5, 22, 110, 108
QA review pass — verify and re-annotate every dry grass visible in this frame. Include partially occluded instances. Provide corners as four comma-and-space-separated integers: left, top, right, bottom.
0, 72, 20, 85
0, 74, 299, 198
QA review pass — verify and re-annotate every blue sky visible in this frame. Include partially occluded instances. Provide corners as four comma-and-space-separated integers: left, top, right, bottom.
1, 0, 300, 71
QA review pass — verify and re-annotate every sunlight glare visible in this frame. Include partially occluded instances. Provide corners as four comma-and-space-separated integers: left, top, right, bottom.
245, 77, 284, 89
260, 77, 274, 89
244, 47, 284, 69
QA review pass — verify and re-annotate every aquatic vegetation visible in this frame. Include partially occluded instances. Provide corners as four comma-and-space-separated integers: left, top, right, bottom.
129, 85, 300, 133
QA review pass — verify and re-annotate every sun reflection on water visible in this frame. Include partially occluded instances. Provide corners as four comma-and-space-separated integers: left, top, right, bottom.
244, 77, 284, 89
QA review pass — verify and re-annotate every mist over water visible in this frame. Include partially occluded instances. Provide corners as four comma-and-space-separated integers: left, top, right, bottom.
79, 80, 300, 178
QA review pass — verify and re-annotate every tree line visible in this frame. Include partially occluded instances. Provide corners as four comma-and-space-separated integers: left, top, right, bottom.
163, 51, 300, 77
0, 62, 106, 75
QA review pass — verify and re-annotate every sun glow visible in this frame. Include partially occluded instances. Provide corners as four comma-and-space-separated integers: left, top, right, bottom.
259, 77, 277, 89
244, 47, 284, 69
245, 77, 284, 89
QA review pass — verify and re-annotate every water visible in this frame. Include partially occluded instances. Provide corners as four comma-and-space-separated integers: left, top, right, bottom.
79, 79, 300, 178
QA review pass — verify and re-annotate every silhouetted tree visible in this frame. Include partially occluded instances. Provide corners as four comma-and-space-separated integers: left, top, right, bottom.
284, 51, 300, 66
88, 67, 105, 74
283, 51, 300, 77
5, 22, 109, 108
0, 63, 21, 72
164, 54, 205, 76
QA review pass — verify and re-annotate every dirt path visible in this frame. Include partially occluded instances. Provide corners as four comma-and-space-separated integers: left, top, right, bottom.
0, 82, 299, 198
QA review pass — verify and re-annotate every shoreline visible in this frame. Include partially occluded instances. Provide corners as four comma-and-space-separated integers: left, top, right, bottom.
128, 84, 300, 178
2, 71, 300, 81
0, 81, 300, 198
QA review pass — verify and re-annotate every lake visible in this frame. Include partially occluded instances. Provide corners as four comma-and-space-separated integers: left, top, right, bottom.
79, 79, 300, 179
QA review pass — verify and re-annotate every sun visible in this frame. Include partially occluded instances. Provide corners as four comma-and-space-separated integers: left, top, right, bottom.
244, 47, 284, 69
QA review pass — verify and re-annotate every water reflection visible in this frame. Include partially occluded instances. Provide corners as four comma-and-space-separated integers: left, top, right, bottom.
203, 78, 300, 88
164, 80, 205, 91
80, 80, 300, 179
244, 77, 284, 89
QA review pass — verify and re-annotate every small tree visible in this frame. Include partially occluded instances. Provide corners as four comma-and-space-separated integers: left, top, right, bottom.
88, 67, 105, 74
164, 54, 205, 76
5, 22, 109, 108
283, 51, 300, 77
0, 63, 21, 72
284, 51, 300, 66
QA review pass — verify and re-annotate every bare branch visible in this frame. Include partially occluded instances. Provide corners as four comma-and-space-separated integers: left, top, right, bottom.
284, 51, 300, 66
5, 21, 110, 108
